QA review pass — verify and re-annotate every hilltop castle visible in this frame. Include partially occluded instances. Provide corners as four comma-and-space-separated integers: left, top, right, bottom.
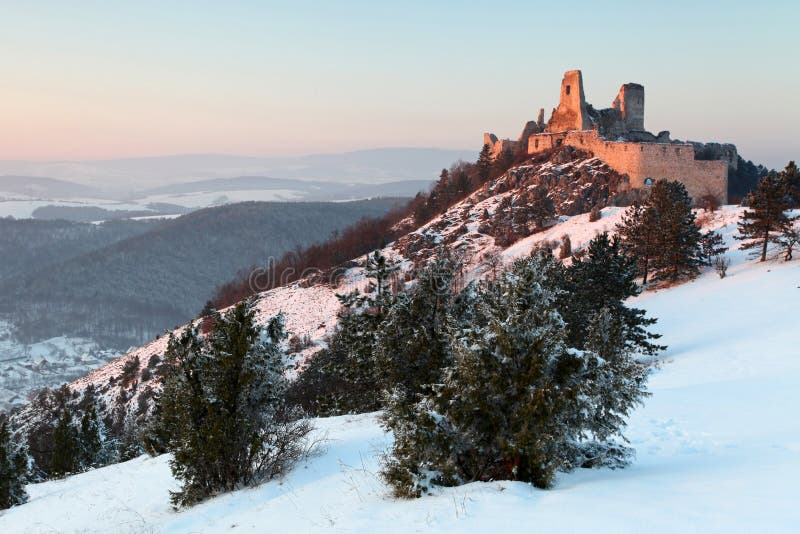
484, 70, 736, 203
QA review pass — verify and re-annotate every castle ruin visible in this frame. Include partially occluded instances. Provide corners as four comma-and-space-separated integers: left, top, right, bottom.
484, 70, 736, 203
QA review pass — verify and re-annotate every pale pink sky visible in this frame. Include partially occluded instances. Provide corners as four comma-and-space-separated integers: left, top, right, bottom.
1, 1, 797, 169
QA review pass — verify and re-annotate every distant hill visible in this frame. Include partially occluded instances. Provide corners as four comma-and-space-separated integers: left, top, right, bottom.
0, 218, 158, 281
134, 176, 434, 204
0, 148, 475, 192
0, 198, 406, 348
0, 176, 104, 199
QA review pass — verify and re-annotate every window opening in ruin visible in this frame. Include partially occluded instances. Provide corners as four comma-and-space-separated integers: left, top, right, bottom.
644, 178, 654, 186
535, 140, 539, 149
566, 85, 571, 95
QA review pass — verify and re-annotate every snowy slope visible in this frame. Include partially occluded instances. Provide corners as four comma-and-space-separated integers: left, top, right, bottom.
2, 246, 798, 532
55, 185, 746, 421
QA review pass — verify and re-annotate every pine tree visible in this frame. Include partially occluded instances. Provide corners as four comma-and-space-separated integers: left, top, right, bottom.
295, 251, 399, 415
79, 404, 103, 468
51, 407, 80, 478
0, 415, 28, 509
736, 173, 797, 261
477, 143, 493, 183
616, 202, 659, 283
700, 230, 728, 266
562, 233, 664, 355
520, 186, 555, 231
376, 252, 455, 402
164, 302, 311, 508
117, 414, 143, 462
617, 181, 703, 282
412, 193, 431, 225
381, 257, 651, 497
648, 180, 703, 282
574, 307, 650, 468
779, 161, 799, 208
364, 250, 400, 314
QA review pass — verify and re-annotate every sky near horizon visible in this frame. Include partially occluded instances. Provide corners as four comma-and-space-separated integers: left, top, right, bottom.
0, 1, 797, 169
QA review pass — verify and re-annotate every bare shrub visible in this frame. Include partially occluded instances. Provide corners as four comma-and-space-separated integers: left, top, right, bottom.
558, 234, 572, 259
289, 334, 313, 353
713, 256, 730, 278
697, 192, 721, 212
481, 251, 503, 279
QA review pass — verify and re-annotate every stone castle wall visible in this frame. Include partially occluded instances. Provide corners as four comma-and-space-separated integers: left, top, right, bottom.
528, 130, 728, 202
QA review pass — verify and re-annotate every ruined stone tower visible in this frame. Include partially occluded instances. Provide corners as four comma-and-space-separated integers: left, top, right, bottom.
613, 83, 645, 131
482, 70, 736, 203
546, 70, 590, 133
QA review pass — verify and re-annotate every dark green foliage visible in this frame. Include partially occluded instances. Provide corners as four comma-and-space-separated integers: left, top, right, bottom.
376, 253, 455, 402
116, 415, 143, 462
158, 302, 311, 508
575, 307, 650, 467
14, 385, 116, 480
79, 404, 103, 468
120, 355, 140, 388
616, 180, 703, 283
477, 144, 493, 182
615, 202, 659, 283
727, 156, 769, 204
0, 415, 28, 509
50, 407, 81, 478
700, 231, 728, 266
779, 161, 800, 208
736, 173, 797, 262
288, 251, 399, 416
648, 181, 703, 282
526, 186, 556, 230
381, 257, 650, 497
589, 206, 602, 222
561, 234, 664, 356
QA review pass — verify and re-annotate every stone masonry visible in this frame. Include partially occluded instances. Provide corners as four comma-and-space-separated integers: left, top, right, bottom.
486, 70, 736, 203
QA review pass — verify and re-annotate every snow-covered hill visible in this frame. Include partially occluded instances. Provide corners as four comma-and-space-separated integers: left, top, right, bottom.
2, 244, 798, 532
51, 145, 745, 424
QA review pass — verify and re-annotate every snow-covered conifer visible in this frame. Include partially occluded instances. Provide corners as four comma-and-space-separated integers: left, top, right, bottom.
163, 302, 311, 508
0, 415, 28, 509
51, 407, 80, 478
736, 173, 797, 262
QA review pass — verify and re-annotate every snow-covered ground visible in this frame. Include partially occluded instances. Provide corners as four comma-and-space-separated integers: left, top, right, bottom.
2, 216, 798, 532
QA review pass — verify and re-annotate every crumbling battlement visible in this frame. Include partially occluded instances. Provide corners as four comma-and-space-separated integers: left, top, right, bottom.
518, 70, 735, 203
528, 130, 728, 202
483, 133, 518, 159
483, 108, 546, 159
